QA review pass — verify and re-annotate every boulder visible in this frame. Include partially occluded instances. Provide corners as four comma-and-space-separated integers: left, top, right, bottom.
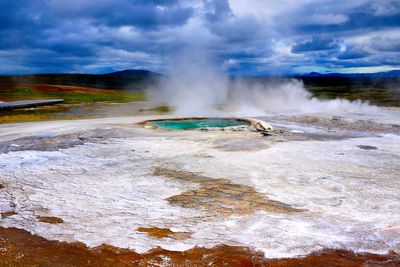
252, 119, 273, 133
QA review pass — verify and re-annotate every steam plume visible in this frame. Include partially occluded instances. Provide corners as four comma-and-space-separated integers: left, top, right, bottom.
150, 49, 377, 116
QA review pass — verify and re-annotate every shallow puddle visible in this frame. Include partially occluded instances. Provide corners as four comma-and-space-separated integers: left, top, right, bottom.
357, 145, 378, 150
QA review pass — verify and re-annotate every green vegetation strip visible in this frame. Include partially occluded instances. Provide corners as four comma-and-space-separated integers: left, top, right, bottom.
0, 87, 145, 104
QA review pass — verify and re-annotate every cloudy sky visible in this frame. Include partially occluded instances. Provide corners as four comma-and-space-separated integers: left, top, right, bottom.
1, 0, 400, 75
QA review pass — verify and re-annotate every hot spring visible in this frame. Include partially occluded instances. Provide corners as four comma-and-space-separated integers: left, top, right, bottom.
145, 118, 250, 130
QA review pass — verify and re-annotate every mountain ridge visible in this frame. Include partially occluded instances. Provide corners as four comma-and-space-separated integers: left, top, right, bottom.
0, 69, 161, 90
300, 70, 400, 78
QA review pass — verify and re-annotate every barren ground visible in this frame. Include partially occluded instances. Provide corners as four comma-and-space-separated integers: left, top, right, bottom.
1, 108, 400, 266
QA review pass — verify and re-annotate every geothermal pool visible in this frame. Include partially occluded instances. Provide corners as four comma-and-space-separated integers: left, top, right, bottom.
0, 110, 400, 265
146, 118, 249, 130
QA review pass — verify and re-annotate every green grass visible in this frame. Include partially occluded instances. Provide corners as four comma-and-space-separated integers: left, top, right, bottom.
139, 105, 171, 113
307, 86, 400, 107
0, 87, 146, 104
0, 85, 148, 123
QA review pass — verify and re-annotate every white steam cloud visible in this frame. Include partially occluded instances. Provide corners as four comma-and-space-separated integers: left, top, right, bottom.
228, 79, 378, 115
151, 49, 229, 116
151, 49, 378, 116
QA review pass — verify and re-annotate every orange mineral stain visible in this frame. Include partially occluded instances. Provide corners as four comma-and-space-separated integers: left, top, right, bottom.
36, 216, 64, 224
154, 168, 303, 216
0, 226, 399, 267
137, 226, 191, 240
1, 211, 17, 219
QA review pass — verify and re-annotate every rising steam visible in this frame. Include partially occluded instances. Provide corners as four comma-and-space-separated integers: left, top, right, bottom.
228, 79, 378, 115
150, 49, 377, 116
151, 49, 229, 116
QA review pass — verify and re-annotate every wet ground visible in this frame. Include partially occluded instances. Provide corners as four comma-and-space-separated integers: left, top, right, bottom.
0, 109, 400, 266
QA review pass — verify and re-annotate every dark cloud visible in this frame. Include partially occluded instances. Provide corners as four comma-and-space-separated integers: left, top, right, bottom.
46, 0, 194, 29
337, 46, 370, 60
0, 0, 399, 74
371, 36, 400, 52
291, 37, 340, 53
293, 11, 400, 35
204, 0, 233, 21
276, 0, 400, 35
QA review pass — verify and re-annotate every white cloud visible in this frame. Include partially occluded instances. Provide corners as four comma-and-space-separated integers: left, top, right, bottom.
370, 1, 399, 16
303, 13, 349, 25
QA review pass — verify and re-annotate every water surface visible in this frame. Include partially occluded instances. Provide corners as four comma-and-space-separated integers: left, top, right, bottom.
148, 118, 248, 130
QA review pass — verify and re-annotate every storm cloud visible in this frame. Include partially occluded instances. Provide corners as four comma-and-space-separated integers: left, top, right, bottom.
0, 0, 399, 74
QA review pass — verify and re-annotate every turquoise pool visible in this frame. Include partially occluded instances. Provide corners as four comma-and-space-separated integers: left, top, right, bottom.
147, 118, 249, 130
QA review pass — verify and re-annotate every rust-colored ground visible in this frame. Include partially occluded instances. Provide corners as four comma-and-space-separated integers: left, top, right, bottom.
36, 216, 64, 224
1, 211, 16, 219
31, 84, 125, 93
154, 168, 303, 216
0, 83, 122, 94
137, 227, 191, 240
0, 227, 399, 267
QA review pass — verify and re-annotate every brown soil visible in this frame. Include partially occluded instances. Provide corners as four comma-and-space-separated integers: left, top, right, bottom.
0, 183, 5, 189
1, 211, 17, 219
137, 227, 191, 240
0, 227, 142, 267
32, 85, 69, 92
37, 216, 64, 224
0, 83, 122, 93
1, 226, 399, 267
154, 168, 303, 216
41, 84, 122, 93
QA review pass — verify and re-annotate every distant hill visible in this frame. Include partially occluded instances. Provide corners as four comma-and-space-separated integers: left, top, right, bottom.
0, 69, 162, 90
102, 69, 161, 77
303, 72, 324, 77
1, 68, 399, 94
300, 70, 400, 78
293, 70, 400, 90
